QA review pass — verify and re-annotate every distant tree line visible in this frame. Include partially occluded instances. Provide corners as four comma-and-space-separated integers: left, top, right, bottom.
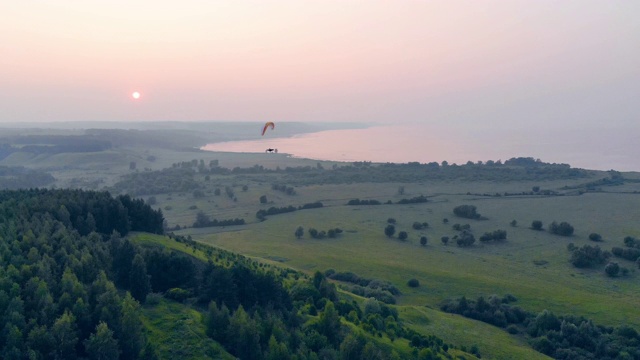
396, 195, 428, 204
306, 227, 343, 239
346, 198, 382, 205
0, 166, 56, 189
479, 229, 507, 243
441, 294, 640, 359
256, 202, 323, 220
272, 183, 296, 195
193, 211, 245, 228
325, 270, 401, 304
112, 167, 201, 196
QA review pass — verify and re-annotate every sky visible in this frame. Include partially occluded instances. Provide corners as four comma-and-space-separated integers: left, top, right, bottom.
1, 1, 639, 129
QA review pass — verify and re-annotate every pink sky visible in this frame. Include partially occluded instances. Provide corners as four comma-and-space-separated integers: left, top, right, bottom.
1, 1, 638, 128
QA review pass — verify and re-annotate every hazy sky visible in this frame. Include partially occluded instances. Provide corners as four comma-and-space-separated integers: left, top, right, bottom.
1, 1, 638, 128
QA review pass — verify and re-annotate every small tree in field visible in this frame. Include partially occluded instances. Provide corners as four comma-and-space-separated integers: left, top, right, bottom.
441, 236, 449, 245
605, 262, 620, 277
259, 195, 267, 204
398, 231, 408, 241
420, 236, 427, 246
589, 233, 602, 242
531, 220, 543, 231
384, 225, 395, 238
295, 226, 304, 239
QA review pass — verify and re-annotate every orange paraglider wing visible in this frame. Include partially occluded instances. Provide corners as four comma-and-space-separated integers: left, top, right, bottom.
261, 122, 275, 136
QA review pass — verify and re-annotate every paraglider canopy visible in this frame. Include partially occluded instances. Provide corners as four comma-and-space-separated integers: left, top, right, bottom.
262, 122, 275, 136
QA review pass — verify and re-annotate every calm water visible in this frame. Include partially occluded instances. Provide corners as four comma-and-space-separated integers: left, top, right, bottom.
202, 124, 640, 172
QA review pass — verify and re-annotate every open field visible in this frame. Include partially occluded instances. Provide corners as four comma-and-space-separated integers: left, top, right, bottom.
188, 187, 640, 329
3, 125, 640, 359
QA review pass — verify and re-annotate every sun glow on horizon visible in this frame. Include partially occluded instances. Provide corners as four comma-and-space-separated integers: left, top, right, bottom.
132, 91, 141, 100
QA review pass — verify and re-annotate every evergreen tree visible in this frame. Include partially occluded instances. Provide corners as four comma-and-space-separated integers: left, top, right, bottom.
84, 322, 120, 360
119, 294, 145, 360
129, 254, 151, 303
51, 311, 79, 360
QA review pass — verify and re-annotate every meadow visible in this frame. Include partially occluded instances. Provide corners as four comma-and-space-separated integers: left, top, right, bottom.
2, 124, 639, 359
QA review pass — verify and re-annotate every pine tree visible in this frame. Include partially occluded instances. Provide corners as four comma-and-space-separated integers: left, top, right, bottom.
84, 322, 120, 360
129, 254, 151, 303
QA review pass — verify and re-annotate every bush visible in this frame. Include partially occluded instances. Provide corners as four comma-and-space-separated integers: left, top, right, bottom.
259, 195, 267, 204
589, 233, 603, 242
398, 231, 408, 241
387, 218, 397, 224
605, 262, 620, 277
165, 288, 191, 302
420, 236, 427, 246
549, 221, 574, 236
455, 231, 475, 247
384, 224, 395, 238
407, 279, 420, 288
570, 245, 610, 268
441, 236, 449, 245
531, 220, 543, 230
453, 205, 481, 219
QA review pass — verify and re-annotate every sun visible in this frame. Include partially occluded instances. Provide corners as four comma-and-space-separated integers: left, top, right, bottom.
131, 91, 141, 100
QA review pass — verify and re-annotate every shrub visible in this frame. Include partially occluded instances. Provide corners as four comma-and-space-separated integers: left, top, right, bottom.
387, 218, 397, 224
549, 221, 574, 236
398, 231, 408, 241
420, 236, 427, 246
453, 205, 481, 219
165, 288, 190, 302
407, 279, 420, 288
455, 231, 475, 247
441, 236, 449, 245
384, 224, 395, 238
605, 262, 620, 277
589, 233, 603, 242
531, 220, 543, 230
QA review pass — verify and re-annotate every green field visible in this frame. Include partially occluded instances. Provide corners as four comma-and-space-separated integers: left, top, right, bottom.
3, 124, 640, 359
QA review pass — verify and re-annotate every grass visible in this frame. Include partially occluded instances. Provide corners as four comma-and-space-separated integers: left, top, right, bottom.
6, 128, 640, 359
400, 306, 550, 360
141, 298, 235, 360
189, 186, 640, 331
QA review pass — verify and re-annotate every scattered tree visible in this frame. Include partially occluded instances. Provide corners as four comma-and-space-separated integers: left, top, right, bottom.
549, 221, 574, 237
259, 195, 267, 204
295, 226, 304, 239
420, 236, 427, 246
453, 205, 482, 219
605, 262, 620, 277
531, 220, 543, 231
407, 279, 420, 288
589, 233, 603, 242
398, 231, 408, 241
510, 220, 517, 227
387, 218, 397, 224
384, 225, 396, 238
441, 236, 449, 246
455, 231, 475, 247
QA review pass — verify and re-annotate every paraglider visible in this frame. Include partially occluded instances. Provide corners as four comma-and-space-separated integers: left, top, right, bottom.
262, 122, 275, 136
